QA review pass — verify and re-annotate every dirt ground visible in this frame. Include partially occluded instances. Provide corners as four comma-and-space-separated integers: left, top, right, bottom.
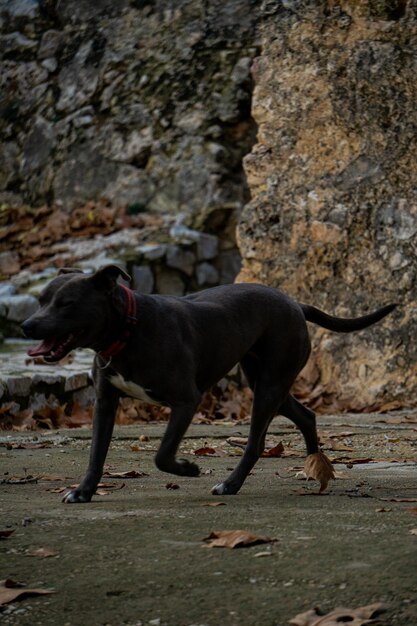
1, 413, 416, 626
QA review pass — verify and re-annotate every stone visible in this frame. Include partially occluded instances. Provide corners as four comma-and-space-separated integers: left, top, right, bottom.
64, 373, 89, 392
29, 392, 60, 412
6, 376, 32, 397
0, 284, 17, 297
218, 250, 242, 285
155, 268, 185, 296
56, 41, 100, 113
53, 146, 119, 212
38, 30, 64, 60
3, 0, 39, 21
0, 32, 37, 54
21, 116, 55, 174
0, 294, 38, 322
132, 265, 154, 295
72, 385, 95, 409
0, 142, 19, 190
135, 244, 167, 261
196, 233, 219, 261
166, 245, 195, 277
196, 262, 219, 287
41, 57, 58, 73
238, 1, 417, 410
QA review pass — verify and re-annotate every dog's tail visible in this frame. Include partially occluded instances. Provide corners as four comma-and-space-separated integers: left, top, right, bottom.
301, 303, 397, 333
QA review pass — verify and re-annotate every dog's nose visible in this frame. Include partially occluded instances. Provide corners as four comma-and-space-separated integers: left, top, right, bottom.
21, 319, 34, 338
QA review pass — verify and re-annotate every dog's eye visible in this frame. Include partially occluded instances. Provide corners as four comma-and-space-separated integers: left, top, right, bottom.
55, 298, 75, 309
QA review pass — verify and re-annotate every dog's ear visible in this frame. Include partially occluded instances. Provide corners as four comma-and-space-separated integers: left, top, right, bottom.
58, 268, 84, 275
91, 265, 131, 290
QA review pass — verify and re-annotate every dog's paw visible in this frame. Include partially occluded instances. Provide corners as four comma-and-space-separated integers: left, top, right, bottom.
211, 481, 239, 495
62, 489, 92, 504
176, 458, 200, 477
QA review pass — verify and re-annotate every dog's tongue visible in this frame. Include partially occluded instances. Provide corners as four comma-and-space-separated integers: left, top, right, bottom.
27, 338, 57, 357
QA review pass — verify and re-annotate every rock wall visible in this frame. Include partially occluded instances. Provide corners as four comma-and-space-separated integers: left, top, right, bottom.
0, 0, 260, 222
2, 0, 416, 412
238, 1, 417, 411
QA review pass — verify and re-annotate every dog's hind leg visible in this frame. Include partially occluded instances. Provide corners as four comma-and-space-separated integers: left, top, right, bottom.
280, 394, 319, 455
212, 373, 290, 495
155, 401, 201, 477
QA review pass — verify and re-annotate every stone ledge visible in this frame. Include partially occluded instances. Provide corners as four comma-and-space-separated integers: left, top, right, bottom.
0, 341, 94, 414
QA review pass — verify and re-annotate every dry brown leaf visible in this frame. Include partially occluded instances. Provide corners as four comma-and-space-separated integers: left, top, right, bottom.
331, 457, 375, 465
289, 602, 386, 626
0, 579, 55, 606
262, 442, 285, 457
102, 470, 148, 479
192, 412, 214, 424
304, 452, 335, 493
194, 447, 218, 456
39, 474, 67, 481
45, 486, 68, 493
203, 529, 275, 549
27, 547, 59, 558
379, 497, 417, 503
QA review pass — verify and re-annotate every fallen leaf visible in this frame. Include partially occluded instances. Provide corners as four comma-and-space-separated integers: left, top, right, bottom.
27, 547, 59, 558
1, 442, 48, 449
303, 451, 335, 493
194, 447, 218, 456
379, 497, 417, 503
39, 474, 67, 481
45, 486, 68, 493
0, 579, 55, 606
103, 470, 148, 478
203, 529, 275, 549
375, 508, 392, 513
0, 530, 14, 539
202, 502, 226, 507
262, 442, 285, 457
289, 602, 387, 626
2, 475, 38, 485
329, 441, 353, 452
331, 457, 375, 465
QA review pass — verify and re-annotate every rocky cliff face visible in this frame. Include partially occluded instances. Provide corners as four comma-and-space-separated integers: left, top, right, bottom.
238, 1, 416, 410
1, 0, 415, 411
0, 0, 260, 223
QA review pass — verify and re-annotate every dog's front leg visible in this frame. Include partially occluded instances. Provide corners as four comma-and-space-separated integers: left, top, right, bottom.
155, 402, 200, 477
63, 380, 120, 503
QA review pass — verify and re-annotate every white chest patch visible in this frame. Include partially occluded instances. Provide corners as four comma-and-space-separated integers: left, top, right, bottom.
109, 374, 160, 405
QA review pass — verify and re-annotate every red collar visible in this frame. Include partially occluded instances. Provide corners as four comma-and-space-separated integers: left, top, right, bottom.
99, 285, 137, 361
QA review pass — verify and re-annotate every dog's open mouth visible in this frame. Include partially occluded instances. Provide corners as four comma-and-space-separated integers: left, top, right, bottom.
27, 333, 80, 362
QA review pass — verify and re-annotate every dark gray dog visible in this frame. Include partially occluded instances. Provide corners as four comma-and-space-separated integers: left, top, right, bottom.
22, 265, 396, 503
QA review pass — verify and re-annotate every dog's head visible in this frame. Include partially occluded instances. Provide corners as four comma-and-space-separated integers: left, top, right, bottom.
22, 265, 130, 362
